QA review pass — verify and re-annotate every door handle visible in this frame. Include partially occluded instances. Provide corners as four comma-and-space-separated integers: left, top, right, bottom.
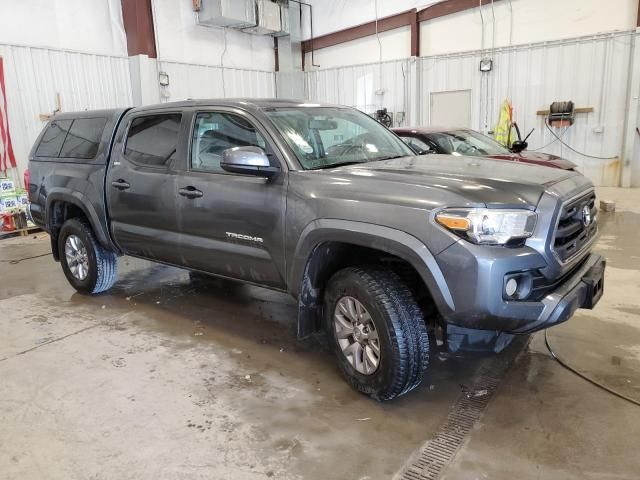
111, 179, 130, 190
178, 186, 203, 199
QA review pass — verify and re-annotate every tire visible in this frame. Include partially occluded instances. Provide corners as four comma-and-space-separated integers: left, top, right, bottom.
324, 266, 430, 401
58, 218, 118, 294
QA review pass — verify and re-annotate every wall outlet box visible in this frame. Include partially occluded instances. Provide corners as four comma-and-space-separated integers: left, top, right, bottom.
593, 126, 605, 134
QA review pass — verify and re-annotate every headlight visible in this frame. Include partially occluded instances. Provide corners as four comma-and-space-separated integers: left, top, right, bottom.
436, 208, 537, 246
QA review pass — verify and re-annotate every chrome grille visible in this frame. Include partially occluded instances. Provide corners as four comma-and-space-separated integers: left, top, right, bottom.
553, 191, 597, 263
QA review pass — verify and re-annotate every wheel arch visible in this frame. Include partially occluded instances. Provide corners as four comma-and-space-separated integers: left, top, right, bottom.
46, 190, 114, 260
289, 219, 455, 338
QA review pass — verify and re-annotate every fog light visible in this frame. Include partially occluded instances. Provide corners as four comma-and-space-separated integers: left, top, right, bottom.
505, 278, 518, 297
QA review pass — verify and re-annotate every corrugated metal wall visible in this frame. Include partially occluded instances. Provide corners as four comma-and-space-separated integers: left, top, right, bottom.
305, 31, 636, 186
419, 31, 634, 186
0, 44, 132, 180
1, 46, 277, 180
305, 59, 412, 127
158, 60, 276, 101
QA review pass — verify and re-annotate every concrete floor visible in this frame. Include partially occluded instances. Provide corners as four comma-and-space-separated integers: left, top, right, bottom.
1, 187, 639, 480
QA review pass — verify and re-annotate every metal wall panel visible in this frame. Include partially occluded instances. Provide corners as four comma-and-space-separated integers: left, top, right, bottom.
305, 59, 412, 126
158, 61, 276, 101
418, 31, 634, 186
305, 31, 636, 186
1, 45, 277, 179
0, 44, 132, 178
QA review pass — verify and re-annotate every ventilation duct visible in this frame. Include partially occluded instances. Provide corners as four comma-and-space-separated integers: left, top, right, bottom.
276, 0, 303, 99
198, 0, 289, 36
244, 0, 282, 35
198, 0, 257, 29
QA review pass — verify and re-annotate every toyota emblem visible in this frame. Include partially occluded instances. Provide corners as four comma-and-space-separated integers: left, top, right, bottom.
582, 205, 592, 227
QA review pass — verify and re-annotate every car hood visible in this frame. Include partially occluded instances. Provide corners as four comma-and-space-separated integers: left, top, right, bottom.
328, 154, 580, 208
487, 151, 577, 170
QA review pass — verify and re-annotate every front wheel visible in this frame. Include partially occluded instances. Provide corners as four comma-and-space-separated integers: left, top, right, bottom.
58, 219, 118, 294
324, 266, 430, 401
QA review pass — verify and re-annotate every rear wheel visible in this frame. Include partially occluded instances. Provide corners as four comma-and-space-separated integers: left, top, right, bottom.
324, 266, 430, 401
58, 219, 118, 294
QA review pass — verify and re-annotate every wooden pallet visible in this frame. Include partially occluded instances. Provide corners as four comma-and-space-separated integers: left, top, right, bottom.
0, 225, 43, 239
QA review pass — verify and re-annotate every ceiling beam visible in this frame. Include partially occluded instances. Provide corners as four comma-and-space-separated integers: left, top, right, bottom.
418, 0, 504, 23
301, 9, 416, 55
301, 0, 506, 59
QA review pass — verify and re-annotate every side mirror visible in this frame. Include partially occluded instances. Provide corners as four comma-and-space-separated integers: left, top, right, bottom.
221, 146, 280, 177
510, 140, 528, 153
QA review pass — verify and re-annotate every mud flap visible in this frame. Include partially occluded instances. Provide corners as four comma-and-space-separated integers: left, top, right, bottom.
446, 325, 515, 354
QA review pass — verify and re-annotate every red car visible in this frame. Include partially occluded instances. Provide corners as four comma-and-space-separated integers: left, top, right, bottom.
392, 127, 576, 170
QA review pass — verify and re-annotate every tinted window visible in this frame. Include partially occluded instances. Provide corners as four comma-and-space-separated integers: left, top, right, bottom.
426, 130, 510, 156
35, 120, 72, 157
191, 112, 266, 173
401, 136, 432, 154
125, 114, 182, 167
59, 117, 107, 159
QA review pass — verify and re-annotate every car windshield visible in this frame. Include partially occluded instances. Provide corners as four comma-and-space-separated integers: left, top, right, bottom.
264, 107, 414, 170
427, 130, 511, 156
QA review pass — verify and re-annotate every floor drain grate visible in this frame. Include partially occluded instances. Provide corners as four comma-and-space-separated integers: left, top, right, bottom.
398, 369, 504, 480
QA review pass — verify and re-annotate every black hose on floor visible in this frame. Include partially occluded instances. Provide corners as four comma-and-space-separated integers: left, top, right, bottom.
544, 329, 640, 407
0, 252, 52, 264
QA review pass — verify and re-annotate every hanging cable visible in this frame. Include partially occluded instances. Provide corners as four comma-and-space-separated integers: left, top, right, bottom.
544, 120, 619, 160
478, 0, 486, 131
506, 0, 514, 101
545, 330, 640, 407
374, 0, 383, 109
530, 123, 571, 151
220, 28, 228, 98
490, 0, 496, 52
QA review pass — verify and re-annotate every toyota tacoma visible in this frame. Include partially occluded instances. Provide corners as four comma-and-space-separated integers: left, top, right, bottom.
27, 100, 605, 401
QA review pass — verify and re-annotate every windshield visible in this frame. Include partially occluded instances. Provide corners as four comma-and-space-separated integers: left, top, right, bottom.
427, 130, 510, 156
264, 107, 414, 170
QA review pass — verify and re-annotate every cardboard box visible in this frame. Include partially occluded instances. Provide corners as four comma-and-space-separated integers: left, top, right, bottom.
0, 178, 15, 195
0, 195, 19, 213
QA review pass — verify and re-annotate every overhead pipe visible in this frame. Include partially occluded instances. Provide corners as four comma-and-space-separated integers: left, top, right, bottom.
288, 0, 319, 67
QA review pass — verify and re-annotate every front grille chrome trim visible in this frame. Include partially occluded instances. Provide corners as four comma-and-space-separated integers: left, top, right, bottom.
551, 189, 597, 266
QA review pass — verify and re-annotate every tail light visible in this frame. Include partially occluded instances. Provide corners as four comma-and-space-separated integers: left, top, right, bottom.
24, 168, 30, 190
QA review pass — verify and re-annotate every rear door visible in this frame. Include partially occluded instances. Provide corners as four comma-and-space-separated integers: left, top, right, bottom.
174, 107, 288, 289
107, 111, 186, 264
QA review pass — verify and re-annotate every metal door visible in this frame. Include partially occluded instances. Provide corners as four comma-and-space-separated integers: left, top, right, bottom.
430, 90, 472, 128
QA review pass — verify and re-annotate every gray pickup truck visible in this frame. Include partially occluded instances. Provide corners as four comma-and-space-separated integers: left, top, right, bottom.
27, 99, 605, 401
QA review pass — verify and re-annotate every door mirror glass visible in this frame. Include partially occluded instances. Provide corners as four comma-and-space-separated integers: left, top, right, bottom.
221, 146, 279, 177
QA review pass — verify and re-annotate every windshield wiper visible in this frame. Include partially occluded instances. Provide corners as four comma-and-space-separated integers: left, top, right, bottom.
313, 161, 368, 170
376, 155, 406, 161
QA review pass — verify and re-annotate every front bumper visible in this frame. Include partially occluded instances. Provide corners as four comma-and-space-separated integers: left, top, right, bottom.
434, 240, 605, 334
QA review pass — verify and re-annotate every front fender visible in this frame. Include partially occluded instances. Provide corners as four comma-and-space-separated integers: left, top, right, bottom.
289, 219, 455, 315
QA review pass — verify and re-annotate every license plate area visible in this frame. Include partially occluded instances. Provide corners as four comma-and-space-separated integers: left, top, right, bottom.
581, 258, 605, 309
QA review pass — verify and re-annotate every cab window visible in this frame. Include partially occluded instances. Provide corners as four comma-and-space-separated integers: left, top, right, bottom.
190, 112, 267, 173
35, 120, 72, 157
59, 117, 107, 159
124, 114, 182, 168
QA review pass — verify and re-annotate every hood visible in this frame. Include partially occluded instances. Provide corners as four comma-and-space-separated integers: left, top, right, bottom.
327, 154, 579, 209
487, 151, 577, 170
